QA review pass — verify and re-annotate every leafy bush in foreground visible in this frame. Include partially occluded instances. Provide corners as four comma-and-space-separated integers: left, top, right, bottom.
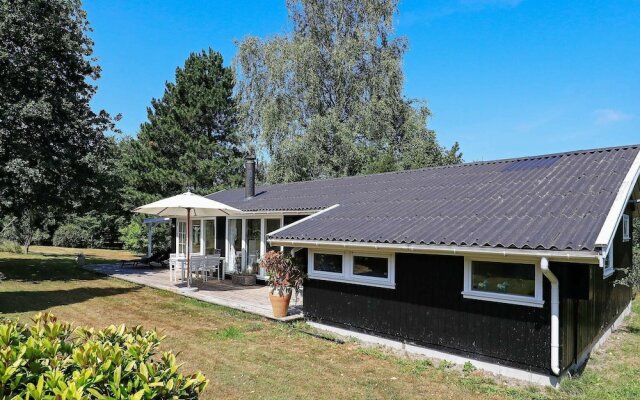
0, 313, 208, 399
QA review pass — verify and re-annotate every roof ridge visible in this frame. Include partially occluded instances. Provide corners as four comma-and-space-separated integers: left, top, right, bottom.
211, 143, 640, 194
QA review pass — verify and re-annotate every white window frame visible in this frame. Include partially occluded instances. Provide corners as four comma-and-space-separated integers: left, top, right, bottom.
224, 215, 286, 277
308, 250, 347, 280
462, 256, 544, 308
622, 214, 630, 242
308, 249, 395, 289
203, 218, 216, 255
603, 244, 615, 278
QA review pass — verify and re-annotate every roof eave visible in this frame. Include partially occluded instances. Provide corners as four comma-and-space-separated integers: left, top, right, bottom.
268, 238, 601, 264
594, 149, 640, 248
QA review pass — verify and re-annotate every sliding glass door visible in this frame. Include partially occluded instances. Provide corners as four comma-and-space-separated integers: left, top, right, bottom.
205, 219, 216, 255
246, 219, 261, 273
225, 216, 285, 277
227, 219, 243, 273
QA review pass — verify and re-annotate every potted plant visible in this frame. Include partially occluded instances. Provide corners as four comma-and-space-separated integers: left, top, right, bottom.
259, 250, 305, 318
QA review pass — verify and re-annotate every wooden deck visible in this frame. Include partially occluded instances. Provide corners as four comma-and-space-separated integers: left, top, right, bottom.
83, 264, 303, 321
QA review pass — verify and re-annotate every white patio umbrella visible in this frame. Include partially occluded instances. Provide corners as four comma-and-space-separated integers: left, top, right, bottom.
133, 191, 242, 289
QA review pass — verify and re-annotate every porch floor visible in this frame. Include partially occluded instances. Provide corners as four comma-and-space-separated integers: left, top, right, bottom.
82, 264, 303, 321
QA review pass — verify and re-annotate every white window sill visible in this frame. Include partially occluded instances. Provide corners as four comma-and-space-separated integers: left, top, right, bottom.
603, 269, 615, 279
309, 274, 395, 289
461, 290, 544, 308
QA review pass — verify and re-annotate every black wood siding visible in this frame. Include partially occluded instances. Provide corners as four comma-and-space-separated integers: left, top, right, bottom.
304, 253, 552, 373
557, 213, 633, 370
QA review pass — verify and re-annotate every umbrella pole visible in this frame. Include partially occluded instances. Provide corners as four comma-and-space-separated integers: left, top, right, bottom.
186, 207, 191, 287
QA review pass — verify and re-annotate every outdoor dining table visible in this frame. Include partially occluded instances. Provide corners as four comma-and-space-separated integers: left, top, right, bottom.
171, 255, 225, 283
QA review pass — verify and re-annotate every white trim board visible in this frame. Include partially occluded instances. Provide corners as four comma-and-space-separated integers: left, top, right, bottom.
269, 239, 600, 264
595, 149, 640, 248
307, 321, 559, 387
267, 204, 340, 237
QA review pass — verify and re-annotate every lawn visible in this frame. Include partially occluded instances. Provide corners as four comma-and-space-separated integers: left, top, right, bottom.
1, 247, 639, 399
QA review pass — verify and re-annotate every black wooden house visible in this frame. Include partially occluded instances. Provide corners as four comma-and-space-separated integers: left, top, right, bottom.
202, 145, 639, 385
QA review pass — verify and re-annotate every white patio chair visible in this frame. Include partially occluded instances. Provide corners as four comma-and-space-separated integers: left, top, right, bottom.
203, 255, 221, 282
190, 255, 205, 282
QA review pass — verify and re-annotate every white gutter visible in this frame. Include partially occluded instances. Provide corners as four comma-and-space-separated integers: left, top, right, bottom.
268, 239, 601, 264
594, 149, 640, 248
540, 257, 560, 376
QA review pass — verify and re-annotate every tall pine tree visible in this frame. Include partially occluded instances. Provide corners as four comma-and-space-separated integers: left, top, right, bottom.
120, 49, 243, 209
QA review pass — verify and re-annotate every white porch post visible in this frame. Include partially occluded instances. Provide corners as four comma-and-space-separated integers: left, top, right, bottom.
147, 223, 153, 257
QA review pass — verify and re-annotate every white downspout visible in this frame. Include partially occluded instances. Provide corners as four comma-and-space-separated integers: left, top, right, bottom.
540, 257, 560, 375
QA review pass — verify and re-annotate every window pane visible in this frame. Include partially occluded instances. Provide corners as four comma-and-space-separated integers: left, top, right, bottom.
191, 220, 201, 254
228, 219, 242, 272
472, 261, 535, 297
205, 220, 216, 255
266, 219, 281, 252
178, 221, 187, 254
353, 256, 388, 279
246, 219, 261, 271
314, 253, 342, 273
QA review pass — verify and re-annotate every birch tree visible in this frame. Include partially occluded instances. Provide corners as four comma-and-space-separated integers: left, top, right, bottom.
235, 0, 461, 183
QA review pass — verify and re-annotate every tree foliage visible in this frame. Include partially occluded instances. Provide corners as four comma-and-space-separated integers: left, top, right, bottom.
235, 0, 461, 183
0, 0, 118, 251
119, 49, 244, 210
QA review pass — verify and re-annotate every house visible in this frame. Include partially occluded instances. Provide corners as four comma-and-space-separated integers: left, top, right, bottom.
170, 145, 639, 385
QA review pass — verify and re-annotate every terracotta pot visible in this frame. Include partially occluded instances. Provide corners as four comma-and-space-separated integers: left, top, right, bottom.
269, 292, 292, 318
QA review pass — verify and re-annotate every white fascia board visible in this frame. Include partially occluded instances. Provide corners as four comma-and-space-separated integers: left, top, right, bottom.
240, 209, 324, 215
268, 239, 600, 264
594, 150, 640, 248
266, 204, 340, 236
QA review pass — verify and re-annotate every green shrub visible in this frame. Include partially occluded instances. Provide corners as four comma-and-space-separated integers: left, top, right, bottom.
119, 218, 170, 254
53, 223, 88, 248
0, 240, 23, 253
615, 246, 640, 293
0, 312, 208, 399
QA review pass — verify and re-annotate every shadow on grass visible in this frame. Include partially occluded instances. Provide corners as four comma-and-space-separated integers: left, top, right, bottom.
0, 259, 108, 282
0, 286, 142, 313
622, 325, 640, 335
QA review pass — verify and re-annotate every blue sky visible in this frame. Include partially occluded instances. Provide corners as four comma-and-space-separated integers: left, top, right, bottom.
85, 0, 640, 162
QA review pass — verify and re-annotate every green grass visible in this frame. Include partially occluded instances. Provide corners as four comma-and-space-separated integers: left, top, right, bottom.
1, 246, 639, 399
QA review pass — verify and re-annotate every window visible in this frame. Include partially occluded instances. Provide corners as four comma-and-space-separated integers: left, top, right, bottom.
205, 220, 216, 255
313, 253, 343, 274
623, 214, 630, 242
177, 221, 187, 254
227, 219, 243, 273
191, 220, 202, 254
462, 257, 543, 307
353, 255, 388, 279
246, 219, 261, 271
308, 250, 395, 288
265, 218, 282, 252
603, 245, 614, 278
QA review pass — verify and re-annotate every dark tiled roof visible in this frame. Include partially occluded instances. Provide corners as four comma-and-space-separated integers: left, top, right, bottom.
209, 145, 640, 251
